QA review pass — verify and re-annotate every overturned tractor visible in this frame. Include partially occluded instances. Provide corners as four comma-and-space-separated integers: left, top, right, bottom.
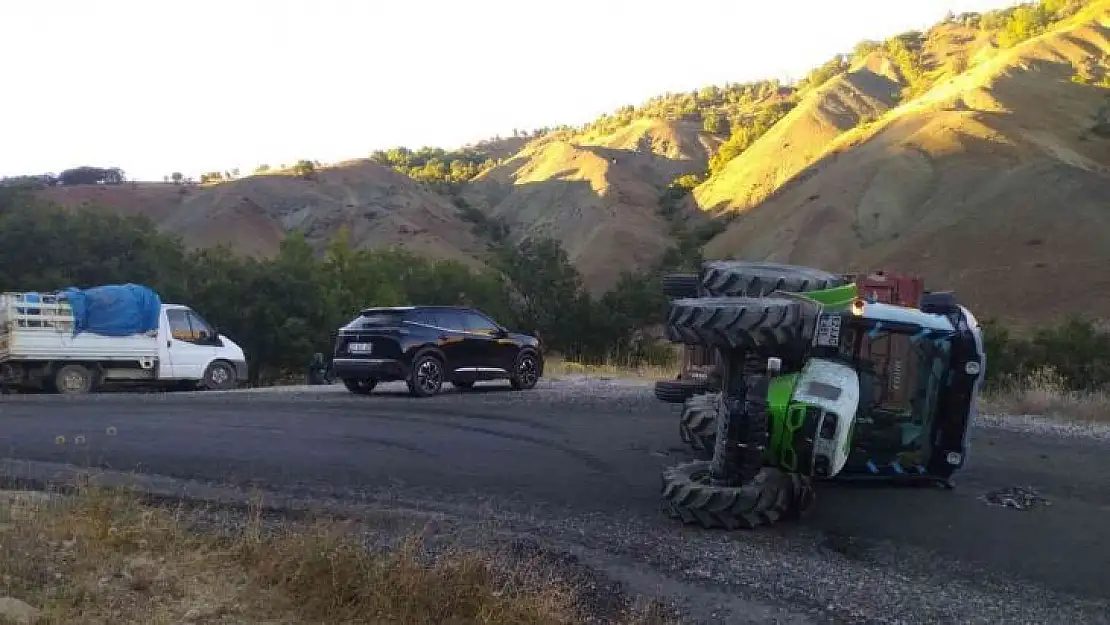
655, 262, 986, 530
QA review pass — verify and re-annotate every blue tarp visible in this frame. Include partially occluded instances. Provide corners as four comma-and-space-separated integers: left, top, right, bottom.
60, 284, 163, 337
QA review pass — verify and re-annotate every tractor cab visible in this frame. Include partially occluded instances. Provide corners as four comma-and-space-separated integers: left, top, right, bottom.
798, 294, 985, 482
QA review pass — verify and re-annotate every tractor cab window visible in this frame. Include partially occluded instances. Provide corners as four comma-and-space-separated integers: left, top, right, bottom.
840, 324, 951, 471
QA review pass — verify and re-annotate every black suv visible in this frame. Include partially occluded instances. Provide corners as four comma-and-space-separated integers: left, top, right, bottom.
331, 306, 544, 397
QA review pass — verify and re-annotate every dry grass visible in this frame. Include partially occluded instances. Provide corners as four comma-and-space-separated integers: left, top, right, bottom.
543, 356, 679, 381
982, 368, 1110, 423
0, 487, 668, 625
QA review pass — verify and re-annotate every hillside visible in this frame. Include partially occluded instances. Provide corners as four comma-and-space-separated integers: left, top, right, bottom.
461, 118, 721, 290
693, 65, 902, 213
40, 161, 490, 268
703, 0, 1110, 325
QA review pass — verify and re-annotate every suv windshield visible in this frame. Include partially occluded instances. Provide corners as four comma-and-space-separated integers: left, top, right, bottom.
838, 324, 952, 471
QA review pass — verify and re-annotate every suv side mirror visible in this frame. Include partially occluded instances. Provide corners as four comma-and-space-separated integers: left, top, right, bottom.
493, 327, 508, 338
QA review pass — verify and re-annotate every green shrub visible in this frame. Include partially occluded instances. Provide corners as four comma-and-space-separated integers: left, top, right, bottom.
982, 316, 1110, 392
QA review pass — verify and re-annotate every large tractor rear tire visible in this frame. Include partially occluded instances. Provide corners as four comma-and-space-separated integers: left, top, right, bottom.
664, 296, 816, 355
661, 462, 811, 530
700, 261, 846, 298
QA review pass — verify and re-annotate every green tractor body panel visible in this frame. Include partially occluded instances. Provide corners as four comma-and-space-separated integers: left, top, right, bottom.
770, 358, 861, 478
799, 282, 858, 308
766, 372, 800, 466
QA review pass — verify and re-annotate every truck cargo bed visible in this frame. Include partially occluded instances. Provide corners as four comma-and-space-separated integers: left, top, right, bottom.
0, 293, 158, 362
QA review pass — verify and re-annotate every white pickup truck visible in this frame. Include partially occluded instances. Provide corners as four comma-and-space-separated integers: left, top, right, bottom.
0, 290, 247, 394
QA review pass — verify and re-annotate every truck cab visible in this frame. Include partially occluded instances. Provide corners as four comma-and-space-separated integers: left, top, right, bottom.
160, 304, 247, 383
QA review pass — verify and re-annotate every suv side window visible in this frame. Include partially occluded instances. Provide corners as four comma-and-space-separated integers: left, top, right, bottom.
436, 310, 467, 332
409, 309, 441, 328
462, 311, 499, 335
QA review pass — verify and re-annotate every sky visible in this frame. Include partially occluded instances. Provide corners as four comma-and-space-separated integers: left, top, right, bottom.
1, 0, 1021, 181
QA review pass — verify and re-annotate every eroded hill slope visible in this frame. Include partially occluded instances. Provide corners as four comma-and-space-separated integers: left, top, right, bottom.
462, 118, 719, 291
40, 161, 489, 268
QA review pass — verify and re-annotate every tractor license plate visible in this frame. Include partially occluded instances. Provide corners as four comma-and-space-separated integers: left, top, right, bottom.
815, 314, 842, 347
347, 342, 373, 354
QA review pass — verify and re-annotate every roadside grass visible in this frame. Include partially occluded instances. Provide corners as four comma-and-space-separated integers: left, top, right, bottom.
0, 487, 669, 624
543, 356, 679, 381
982, 369, 1110, 423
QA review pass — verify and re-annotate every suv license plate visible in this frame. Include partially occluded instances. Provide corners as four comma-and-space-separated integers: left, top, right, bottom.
348, 342, 373, 354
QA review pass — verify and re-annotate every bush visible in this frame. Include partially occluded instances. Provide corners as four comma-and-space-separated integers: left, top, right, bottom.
982, 316, 1110, 392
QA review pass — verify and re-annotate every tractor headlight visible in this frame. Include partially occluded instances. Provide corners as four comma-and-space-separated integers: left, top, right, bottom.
964, 361, 981, 375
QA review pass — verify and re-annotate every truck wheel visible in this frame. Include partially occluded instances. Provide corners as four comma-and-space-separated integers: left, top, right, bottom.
201, 361, 237, 391
343, 378, 377, 395
679, 392, 719, 459
661, 461, 811, 530
661, 273, 700, 299
664, 296, 816, 354
54, 364, 94, 395
700, 261, 846, 297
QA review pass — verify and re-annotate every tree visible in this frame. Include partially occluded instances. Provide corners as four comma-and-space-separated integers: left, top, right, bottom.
57, 166, 124, 186
170, 172, 184, 185
998, 4, 1051, 48
495, 237, 589, 356
292, 160, 316, 179
702, 111, 725, 134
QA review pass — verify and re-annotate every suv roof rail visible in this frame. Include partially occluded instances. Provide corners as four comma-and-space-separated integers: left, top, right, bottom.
359, 306, 416, 315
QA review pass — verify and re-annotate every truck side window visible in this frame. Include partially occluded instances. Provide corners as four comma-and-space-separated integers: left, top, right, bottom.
187, 311, 215, 341
167, 309, 196, 342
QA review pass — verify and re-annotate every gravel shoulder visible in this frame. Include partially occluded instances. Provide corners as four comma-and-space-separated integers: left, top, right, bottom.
1, 379, 1109, 624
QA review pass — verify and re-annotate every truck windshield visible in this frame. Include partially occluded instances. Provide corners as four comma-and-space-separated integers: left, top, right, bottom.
841, 326, 951, 471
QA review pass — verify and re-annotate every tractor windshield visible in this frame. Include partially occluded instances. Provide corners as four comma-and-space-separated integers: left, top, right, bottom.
838, 323, 952, 473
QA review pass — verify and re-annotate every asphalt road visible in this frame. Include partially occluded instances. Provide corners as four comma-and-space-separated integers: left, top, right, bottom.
2, 380, 1109, 620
